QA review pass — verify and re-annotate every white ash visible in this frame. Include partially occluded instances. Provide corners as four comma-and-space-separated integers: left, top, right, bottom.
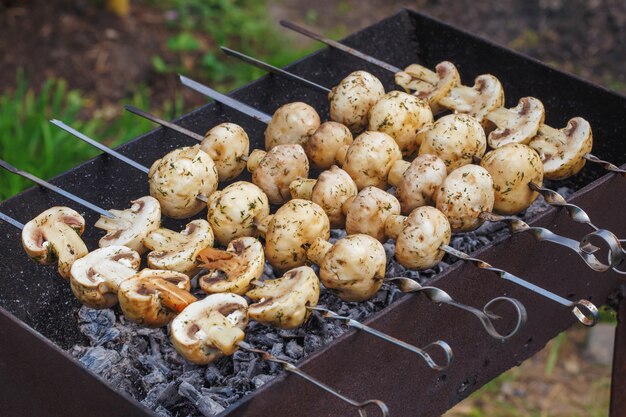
69, 190, 567, 416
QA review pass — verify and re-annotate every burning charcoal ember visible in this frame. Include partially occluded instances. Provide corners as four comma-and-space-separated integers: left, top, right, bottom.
178, 381, 226, 417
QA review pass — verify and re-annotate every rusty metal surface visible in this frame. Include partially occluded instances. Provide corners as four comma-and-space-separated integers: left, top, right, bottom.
610, 284, 626, 417
0, 9, 624, 417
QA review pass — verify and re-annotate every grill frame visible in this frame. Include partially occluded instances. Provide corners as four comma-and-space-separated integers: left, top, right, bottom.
0, 8, 625, 417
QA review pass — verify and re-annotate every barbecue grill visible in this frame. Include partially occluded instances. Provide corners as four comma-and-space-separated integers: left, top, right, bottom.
0, 8, 625, 417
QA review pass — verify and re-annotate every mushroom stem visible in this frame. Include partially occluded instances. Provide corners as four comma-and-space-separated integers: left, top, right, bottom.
384, 214, 407, 240
247, 149, 266, 172
334, 144, 349, 166
306, 238, 333, 265
387, 160, 411, 187
197, 247, 242, 276
485, 106, 515, 127
341, 195, 356, 216
438, 85, 476, 113
203, 311, 246, 355
255, 215, 273, 237
289, 178, 317, 200
141, 278, 197, 313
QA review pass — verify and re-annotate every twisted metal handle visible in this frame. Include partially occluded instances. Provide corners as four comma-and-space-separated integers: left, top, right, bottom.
584, 153, 626, 177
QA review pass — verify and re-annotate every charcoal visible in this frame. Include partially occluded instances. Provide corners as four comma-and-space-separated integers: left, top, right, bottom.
285, 339, 304, 359
251, 374, 274, 388
179, 381, 226, 416
204, 364, 222, 385
79, 346, 121, 375
77, 307, 120, 345
154, 405, 174, 417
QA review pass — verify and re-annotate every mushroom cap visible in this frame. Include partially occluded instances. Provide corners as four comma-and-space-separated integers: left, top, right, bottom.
395, 61, 461, 114
304, 121, 353, 169
436, 164, 495, 232
394, 207, 451, 270
368, 90, 434, 156
529, 117, 593, 180
311, 166, 358, 228
250, 144, 309, 205
95, 196, 162, 254
264, 102, 321, 149
340, 131, 402, 190
396, 154, 447, 215
199, 237, 265, 295
200, 123, 249, 182
118, 269, 195, 328
317, 234, 386, 302
70, 245, 140, 309
418, 114, 487, 173
481, 144, 544, 215
439, 74, 505, 125
486, 97, 545, 148
207, 181, 270, 246
148, 145, 218, 219
329, 70, 385, 132
247, 266, 320, 329
22, 206, 89, 279
171, 293, 248, 365
144, 219, 214, 275
344, 186, 401, 242
264, 199, 330, 271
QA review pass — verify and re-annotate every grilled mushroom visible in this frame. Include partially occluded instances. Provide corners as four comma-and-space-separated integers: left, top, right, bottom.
144, 219, 214, 275
385, 206, 451, 270
529, 117, 593, 180
200, 123, 249, 182
95, 196, 161, 254
118, 269, 195, 327
388, 154, 448, 215
197, 237, 265, 295
170, 293, 248, 364
438, 74, 505, 125
148, 145, 218, 219
22, 206, 89, 279
337, 131, 402, 190
480, 144, 543, 215
207, 181, 270, 246
247, 266, 320, 329
343, 186, 401, 242
418, 114, 487, 173
247, 144, 309, 205
485, 97, 545, 148
70, 246, 140, 309
307, 234, 386, 302
436, 164, 495, 232
394, 61, 461, 114
258, 199, 330, 272
368, 90, 434, 156
265, 102, 321, 149
304, 121, 353, 169
328, 70, 385, 132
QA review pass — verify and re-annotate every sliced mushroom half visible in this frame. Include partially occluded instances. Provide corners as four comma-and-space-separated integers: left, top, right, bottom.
485, 97, 545, 148
171, 293, 248, 364
200, 122, 249, 182
438, 74, 505, 125
395, 61, 461, 114
22, 206, 89, 279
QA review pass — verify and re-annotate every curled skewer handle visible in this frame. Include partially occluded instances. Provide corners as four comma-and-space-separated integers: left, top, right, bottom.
386, 277, 527, 340
528, 182, 594, 227
237, 341, 390, 417
441, 245, 599, 327
579, 228, 625, 271
0, 211, 24, 230
124, 105, 205, 142
308, 306, 453, 370
584, 153, 626, 177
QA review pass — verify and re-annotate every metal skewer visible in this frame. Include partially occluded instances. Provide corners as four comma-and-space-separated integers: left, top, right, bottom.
0, 159, 115, 219
307, 306, 453, 370
385, 278, 527, 341
0, 211, 25, 230
237, 341, 389, 417
124, 105, 205, 142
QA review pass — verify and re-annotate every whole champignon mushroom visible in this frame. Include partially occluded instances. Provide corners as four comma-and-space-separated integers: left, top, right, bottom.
257, 199, 330, 272
247, 266, 320, 329
394, 61, 461, 114
343, 186, 401, 242
70, 245, 140, 309
197, 237, 265, 295
304, 121, 353, 169
247, 144, 309, 205
22, 206, 89, 279
328, 70, 385, 132
418, 114, 487, 173
368, 90, 434, 156
385, 206, 451, 270
337, 131, 403, 190
95, 196, 161, 254
207, 181, 270, 246
485, 97, 545, 148
200, 123, 249, 182
529, 117, 593, 180
438, 74, 505, 126
436, 164, 495, 232
480, 144, 544, 215
264, 102, 321, 149
143, 219, 214, 275
307, 234, 386, 302
388, 154, 448, 215
170, 293, 248, 365
118, 269, 196, 327
148, 145, 218, 219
